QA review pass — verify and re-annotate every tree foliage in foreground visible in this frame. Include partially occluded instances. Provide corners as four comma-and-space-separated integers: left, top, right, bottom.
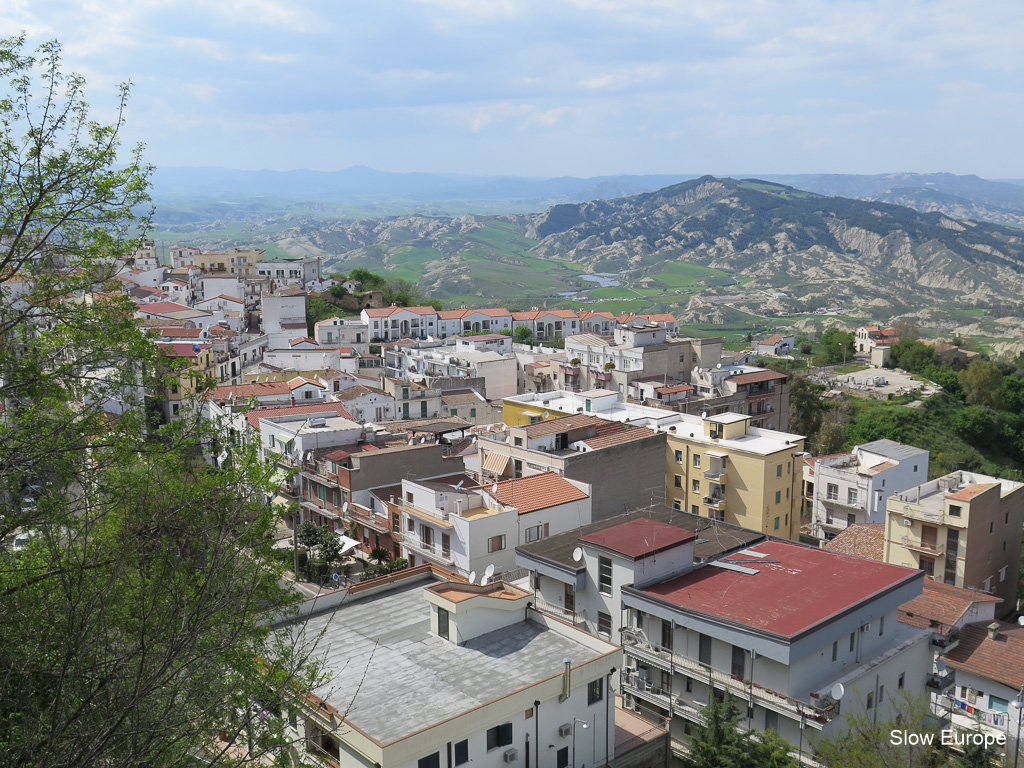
0, 37, 318, 767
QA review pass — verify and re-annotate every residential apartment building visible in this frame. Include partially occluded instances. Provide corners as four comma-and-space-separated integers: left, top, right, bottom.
518, 516, 932, 764
313, 316, 370, 352
384, 335, 518, 402
261, 289, 307, 336
476, 412, 667, 520
275, 567, 621, 768
255, 255, 321, 287
689, 366, 790, 431
378, 471, 591, 576
436, 307, 514, 337
665, 412, 805, 540
883, 471, 1024, 615
809, 439, 929, 541
502, 389, 805, 538
381, 376, 443, 420
362, 306, 440, 341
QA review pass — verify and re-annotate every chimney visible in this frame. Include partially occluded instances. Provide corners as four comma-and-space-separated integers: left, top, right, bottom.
561, 658, 573, 702
987, 622, 1001, 641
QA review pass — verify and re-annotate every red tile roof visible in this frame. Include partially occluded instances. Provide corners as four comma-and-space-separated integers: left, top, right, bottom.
139, 301, 193, 315
946, 483, 999, 502
639, 313, 677, 323
289, 337, 318, 346
159, 343, 210, 358
581, 517, 695, 559
522, 413, 606, 437
823, 524, 885, 562
943, 621, 1024, 688
210, 381, 291, 401
899, 581, 1002, 631
150, 327, 203, 339
728, 370, 788, 385
641, 540, 921, 638
364, 305, 437, 317
758, 334, 786, 345
581, 422, 656, 450
656, 384, 694, 395
481, 472, 589, 514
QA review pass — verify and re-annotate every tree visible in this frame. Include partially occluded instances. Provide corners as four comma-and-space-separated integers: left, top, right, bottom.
959, 359, 1003, 408
820, 328, 856, 365
368, 547, 392, 565
686, 694, 756, 768
328, 282, 348, 299
789, 376, 825, 443
514, 325, 534, 344
750, 728, 798, 768
891, 318, 921, 341
0, 38, 314, 767
954, 727, 999, 768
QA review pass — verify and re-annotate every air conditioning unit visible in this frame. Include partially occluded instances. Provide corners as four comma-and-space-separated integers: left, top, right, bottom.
558, 723, 572, 738
503, 748, 519, 763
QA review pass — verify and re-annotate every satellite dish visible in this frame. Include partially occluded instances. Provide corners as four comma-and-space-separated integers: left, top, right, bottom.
830, 683, 845, 700
543, 411, 550, 419
716, 363, 722, 368
701, 411, 708, 419
491, 483, 498, 494
1018, 616, 1024, 627
936, 659, 947, 673
342, 502, 349, 514
468, 571, 477, 585
572, 547, 584, 562
484, 564, 495, 580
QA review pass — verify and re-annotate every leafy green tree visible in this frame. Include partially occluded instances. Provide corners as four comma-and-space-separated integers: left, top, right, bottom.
328, 282, 348, 299
789, 376, 825, 442
514, 325, 534, 344
951, 405, 999, 445
889, 339, 938, 372
820, 328, 855, 365
1000, 375, 1024, 414
891, 318, 921, 341
0, 38, 314, 767
954, 727, 999, 768
687, 694, 755, 768
959, 359, 1003, 408
750, 728, 798, 768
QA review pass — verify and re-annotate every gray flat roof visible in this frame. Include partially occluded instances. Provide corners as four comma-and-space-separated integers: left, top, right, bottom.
858, 439, 928, 460
285, 580, 603, 745
517, 505, 765, 571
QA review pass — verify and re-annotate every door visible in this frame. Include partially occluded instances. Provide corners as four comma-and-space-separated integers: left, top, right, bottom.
403, 402, 410, 418
564, 584, 575, 612
921, 525, 937, 552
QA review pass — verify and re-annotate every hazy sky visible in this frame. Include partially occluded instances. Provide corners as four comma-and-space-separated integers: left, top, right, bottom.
4, 1, 1024, 178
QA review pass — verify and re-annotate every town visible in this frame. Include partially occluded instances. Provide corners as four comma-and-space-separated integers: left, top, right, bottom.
10, 240, 1015, 768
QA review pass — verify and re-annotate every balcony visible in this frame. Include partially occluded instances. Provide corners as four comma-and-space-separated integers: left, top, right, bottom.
305, 739, 340, 768
302, 463, 339, 486
891, 501, 963, 527
622, 673, 672, 711
300, 497, 343, 521
703, 495, 725, 509
593, 370, 612, 381
703, 468, 727, 483
931, 626, 960, 651
901, 535, 944, 557
402, 535, 455, 566
559, 365, 580, 376
620, 630, 838, 729
533, 597, 588, 628
926, 670, 956, 692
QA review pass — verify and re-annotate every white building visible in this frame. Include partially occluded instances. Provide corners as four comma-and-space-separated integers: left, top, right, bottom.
261, 290, 307, 336
313, 316, 370, 352
519, 516, 933, 764
384, 336, 518, 402
755, 334, 796, 357
276, 567, 620, 768
333, 384, 397, 423
255, 256, 321, 287
362, 306, 440, 341
809, 439, 929, 540
436, 308, 514, 338
376, 472, 592, 578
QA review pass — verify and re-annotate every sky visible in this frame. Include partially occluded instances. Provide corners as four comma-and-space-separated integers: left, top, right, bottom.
3, 1, 1024, 178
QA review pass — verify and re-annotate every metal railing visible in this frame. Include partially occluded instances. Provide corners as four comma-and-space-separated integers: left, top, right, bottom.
620, 630, 838, 727
622, 674, 672, 710
902, 535, 944, 556
533, 597, 588, 627
931, 626, 960, 649
402, 535, 454, 565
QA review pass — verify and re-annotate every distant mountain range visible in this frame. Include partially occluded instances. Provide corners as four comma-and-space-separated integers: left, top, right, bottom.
151, 167, 1024, 228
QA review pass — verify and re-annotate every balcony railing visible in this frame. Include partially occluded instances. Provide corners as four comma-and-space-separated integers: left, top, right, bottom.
620, 630, 837, 728
902, 535, 944, 557
402, 535, 454, 566
305, 739, 340, 768
703, 468, 727, 482
533, 597, 588, 627
623, 673, 672, 711
300, 498, 343, 520
926, 670, 956, 692
931, 626, 960, 650
703, 496, 725, 509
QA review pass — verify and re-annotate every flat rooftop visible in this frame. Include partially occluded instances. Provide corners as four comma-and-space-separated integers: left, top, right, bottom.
287, 579, 605, 745
639, 540, 920, 639
581, 517, 696, 559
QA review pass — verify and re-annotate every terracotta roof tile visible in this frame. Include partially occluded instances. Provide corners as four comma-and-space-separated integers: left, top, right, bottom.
728, 370, 788, 385
943, 621, 1024, 688
946, 483, 999, 502
522, 413, 606, 438
581, 422, 657, 450
210, 382, 291, 401
823, 524, 885, 562
480, 472, 588, 514
899, 581, 1002, 631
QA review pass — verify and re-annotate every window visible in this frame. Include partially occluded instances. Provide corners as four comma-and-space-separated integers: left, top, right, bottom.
588, 679, 604, 704
692, 479, 700, 493
486, 723, 513, 751
878, 685, 884, 704
514, 437, 523, 447
407, 517, 415, 532
691, 505, 699, 515
673, 500, 681, 511
698, 633, 711, 665
775, 491, 781, 505
693, 454, 701, 468
525, 524, 549, 543
685, 676, 693, 693
406, 491, 414, 503
774, 517, 780, 531
556, 746, 569, 768
776, 465, 782, 478
765, 709, 779, 733
675, 450, 683, 462
848, 487, 858, 505
866, 692, 874, 710
850, 632, 856, 652
487, 535, 506, 553
732, 645, 746, 678
450, 408, 457, 417
898, 673, 905, 690
598, 557, 612, 595
990, 521, 994, 534
879, 616, 884, 636
832, 641, 838, 662
949, 504, 961, 518
990, 695, 1010, 713
826, 483, 839, 500
437, 608, 449, 640
442, 533, 451, 556
418, 753, 440, 768
674, 475, 682, 488
913, 465, 918, 472
392, 513, 400, 533
597, 611, 612, 637
453, 741, 469, 766
470, 408, 477, 418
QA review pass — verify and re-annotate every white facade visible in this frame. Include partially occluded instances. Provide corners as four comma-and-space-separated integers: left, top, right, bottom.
256, 257, 321, 286
198, 275, 244, 302
436, 309, 514, 338
261, 292, 307, 335
362, 306, 440, 341
314, 316, 370, 352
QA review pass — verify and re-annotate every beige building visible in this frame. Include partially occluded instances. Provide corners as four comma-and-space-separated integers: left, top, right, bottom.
883, 471, 1024, 616
665, 412, 805, 540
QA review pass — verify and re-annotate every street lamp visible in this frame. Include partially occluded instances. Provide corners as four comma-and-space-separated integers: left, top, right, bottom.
572, 717, 589, 768
1011, 685, 1024, 768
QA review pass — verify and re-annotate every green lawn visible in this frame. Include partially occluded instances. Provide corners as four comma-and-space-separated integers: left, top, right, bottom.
834, 363, 869, 374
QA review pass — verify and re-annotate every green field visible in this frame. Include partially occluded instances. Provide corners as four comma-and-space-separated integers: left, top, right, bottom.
648, 261, 736, 288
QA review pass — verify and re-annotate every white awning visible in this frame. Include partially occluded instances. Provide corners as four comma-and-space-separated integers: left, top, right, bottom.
482, 451, 512, 474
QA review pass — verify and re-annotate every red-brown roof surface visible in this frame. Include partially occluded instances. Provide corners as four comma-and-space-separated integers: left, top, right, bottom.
210, 382, 291, 401
581, 517, 696, 559
899, 581, 1002, 631
151, 327, 203, 338
641, 540, 920, 638
944, 621, 1024, 688
758, 334, 786, 345
946, 483, 999, 502
656, 384, 694, 394
581, 422, 656, 450
364, 305, 437, 317
823, 524, 885, 562
138, 301, 193, 315
482, 472, 589, 515
728, 370, 788, 385
522, 413, 606, 437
